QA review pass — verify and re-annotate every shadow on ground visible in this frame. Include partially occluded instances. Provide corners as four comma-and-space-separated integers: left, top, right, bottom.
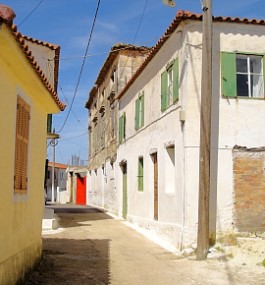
18, 238, 111, 285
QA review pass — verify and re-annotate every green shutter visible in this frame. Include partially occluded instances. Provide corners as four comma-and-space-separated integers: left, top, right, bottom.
119, 113, 126, 143
173, 59, 179, 103
140, 93, 144, 128
161, 71, 168, 111
221, 52, 237, 97
123, 112, 126, 140
138, 157, 144, 191
47, 114, 52, 133
135, 98, 140, 130
119, 115, 122, 143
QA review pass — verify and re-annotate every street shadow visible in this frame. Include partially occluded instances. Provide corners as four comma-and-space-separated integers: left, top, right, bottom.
55, 211, 112, 229
18, 238, 111, 285
45, 204, 113, 228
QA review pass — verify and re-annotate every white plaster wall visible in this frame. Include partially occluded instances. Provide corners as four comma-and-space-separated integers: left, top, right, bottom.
117, 20, 265, 248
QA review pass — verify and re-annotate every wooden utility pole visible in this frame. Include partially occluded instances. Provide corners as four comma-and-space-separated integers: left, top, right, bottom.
196, 0, 213, 260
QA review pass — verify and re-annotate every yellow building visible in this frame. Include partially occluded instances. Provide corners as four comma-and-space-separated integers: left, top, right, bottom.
0, 5, 65, 284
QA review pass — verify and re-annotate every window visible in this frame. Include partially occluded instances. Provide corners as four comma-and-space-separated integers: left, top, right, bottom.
14, 96, 30, 193
161, 58, 179, 111
138, 156, 144, 191
165, 145, 175, 194
135, 92, 144, 130
222, 52, 265, 98
119, 112, 126, 143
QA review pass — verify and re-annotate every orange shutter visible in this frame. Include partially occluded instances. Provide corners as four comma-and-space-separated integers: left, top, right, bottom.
14, 96, 30, 193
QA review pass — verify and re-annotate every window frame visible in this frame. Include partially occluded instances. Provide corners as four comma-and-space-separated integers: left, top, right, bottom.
221, 51, 265, 99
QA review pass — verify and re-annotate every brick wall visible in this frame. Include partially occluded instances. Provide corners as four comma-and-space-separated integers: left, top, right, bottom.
233, 147, 265, 232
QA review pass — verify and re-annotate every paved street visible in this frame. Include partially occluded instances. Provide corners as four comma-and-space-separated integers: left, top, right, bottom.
20, 205, 264, 285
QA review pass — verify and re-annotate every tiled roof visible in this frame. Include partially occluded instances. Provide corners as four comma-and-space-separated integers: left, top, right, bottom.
0, 5, 65, 111
116, 10, 265, 100
85, 43, 150, 109
48, 162, 68, 169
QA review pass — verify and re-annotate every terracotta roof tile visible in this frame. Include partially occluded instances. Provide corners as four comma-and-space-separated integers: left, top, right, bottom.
116, 10, 265, 100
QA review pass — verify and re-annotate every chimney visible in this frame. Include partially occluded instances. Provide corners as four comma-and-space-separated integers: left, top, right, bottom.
0, 5, 16, 25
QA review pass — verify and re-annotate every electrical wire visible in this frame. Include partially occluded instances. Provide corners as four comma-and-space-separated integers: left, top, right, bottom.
132, 0, 149, 44
57, 0, 101, 134
18, 0, 45, 27
59, 84, 88, 131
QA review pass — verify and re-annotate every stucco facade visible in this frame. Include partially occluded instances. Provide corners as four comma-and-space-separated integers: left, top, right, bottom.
116, 12, 265, 249
0, 7, 64, 284
86, 44, 150, 215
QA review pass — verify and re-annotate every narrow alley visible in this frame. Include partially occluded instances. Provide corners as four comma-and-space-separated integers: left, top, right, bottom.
18, 205, 264, 285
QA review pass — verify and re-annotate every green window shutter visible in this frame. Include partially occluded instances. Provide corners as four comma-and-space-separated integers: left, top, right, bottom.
47, 114, 52, 133
173, 59, 179, 103
221, 52, 237, 97
119, 113, 126, 143
119, 115, 123, 143
135, 98, 140, 130
122, 112, 126, 140
140, 93, 144, 128
161, 71, 168, 111
138, 157, 144, 191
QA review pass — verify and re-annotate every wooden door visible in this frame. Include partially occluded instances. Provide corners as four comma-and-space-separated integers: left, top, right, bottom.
76, 176, 86, 205
122, 163, 127, 219
153, 153, 158, 220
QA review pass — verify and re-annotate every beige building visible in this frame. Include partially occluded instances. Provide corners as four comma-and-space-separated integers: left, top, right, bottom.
85, 43, 150, 214
0, 5, 64, 284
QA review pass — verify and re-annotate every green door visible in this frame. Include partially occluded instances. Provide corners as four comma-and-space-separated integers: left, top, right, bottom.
122, 163, 127, 219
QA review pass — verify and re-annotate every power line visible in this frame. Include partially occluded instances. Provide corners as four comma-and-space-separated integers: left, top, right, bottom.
57, 0, 101, 133
59, 84, 87, 131
132, 0, 149, 44
18, 0, 44, 27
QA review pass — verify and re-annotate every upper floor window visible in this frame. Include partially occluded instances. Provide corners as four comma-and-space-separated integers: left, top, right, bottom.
222, 52, 264, 98
161, 58, 179, 111
14, 96, 30, 194
135, 92, 144, 130
119, 112, 126, 144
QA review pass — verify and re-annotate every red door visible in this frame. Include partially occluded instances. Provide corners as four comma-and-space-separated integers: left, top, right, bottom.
76, 176, 86, 205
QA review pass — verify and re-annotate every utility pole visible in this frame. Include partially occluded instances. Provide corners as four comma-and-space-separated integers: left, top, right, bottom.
51, 138, 58, 203
196, 0, 213, 260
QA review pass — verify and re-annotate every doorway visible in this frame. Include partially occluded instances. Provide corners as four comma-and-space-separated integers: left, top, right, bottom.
122, 163, 127, 219
152, 153, 158, 220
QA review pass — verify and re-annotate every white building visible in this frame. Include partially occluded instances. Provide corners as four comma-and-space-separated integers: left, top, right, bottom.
88, 11, 265, 250
85, 11, 265, 249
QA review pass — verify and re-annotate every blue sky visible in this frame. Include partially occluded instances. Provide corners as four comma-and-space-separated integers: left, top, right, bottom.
6, 0, 264, 164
